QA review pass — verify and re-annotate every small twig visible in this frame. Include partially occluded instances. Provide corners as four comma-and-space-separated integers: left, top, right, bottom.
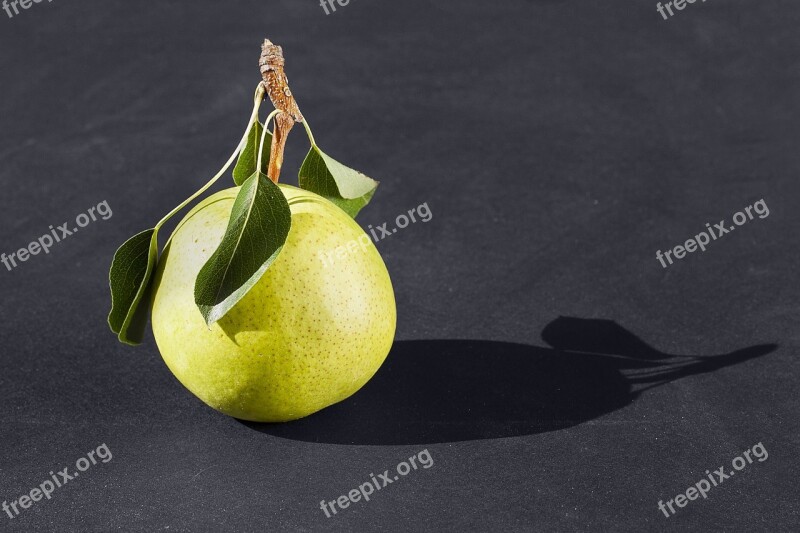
267, 112, 295, 183
259, 39, 303, 183
257, 109, 281, 176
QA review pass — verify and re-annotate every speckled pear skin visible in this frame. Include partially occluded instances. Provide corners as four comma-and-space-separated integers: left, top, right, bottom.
151, 185, 396, 422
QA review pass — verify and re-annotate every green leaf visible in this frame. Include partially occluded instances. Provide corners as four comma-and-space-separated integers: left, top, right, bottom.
194, 171, 291, 325
232, 120, 272, 186
298, 146, 378, 218
108, 229, 159, 345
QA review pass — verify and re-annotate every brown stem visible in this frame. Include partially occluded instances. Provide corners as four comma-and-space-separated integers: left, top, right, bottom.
259, 39, 303, 183
267, 112, 295, 183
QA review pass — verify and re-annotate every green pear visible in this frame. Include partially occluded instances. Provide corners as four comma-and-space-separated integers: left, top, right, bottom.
151, 184, 396, 422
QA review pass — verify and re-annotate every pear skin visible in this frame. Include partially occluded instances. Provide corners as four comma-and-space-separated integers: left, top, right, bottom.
151, 185, 396, 422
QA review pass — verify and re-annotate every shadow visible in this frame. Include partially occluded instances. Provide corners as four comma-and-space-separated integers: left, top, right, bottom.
242, 317, 776, 445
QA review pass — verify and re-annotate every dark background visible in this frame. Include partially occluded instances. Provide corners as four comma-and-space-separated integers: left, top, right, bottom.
1, 0, 798, 531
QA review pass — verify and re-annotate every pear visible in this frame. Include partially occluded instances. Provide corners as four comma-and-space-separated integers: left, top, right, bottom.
151, 185, 396, 422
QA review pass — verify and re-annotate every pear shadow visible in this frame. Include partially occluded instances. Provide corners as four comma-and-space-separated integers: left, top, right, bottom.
241, 317, 776, 445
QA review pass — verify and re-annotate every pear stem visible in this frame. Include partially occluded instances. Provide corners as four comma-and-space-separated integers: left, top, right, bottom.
257, 109, 281, 176
260, 39, 305, 183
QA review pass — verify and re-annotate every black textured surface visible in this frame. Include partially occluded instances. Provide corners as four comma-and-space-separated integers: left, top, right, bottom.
1, 1, 799, 531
